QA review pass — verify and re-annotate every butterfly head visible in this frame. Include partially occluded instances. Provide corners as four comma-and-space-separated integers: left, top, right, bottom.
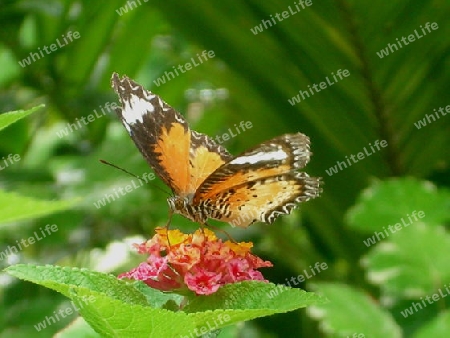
167, 196, 188, 214
167, 195, 208, 224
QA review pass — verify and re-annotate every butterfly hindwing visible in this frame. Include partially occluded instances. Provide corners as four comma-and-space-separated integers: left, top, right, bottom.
111, 73, 232, 196
203, 172, 320, 227
194, 133, 321, 227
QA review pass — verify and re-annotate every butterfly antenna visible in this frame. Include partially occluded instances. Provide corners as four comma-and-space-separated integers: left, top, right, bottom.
99, 159, 171, 196
100, 159, 140, 179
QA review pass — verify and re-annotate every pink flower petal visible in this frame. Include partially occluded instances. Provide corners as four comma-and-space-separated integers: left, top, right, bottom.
184, 270, 222, 295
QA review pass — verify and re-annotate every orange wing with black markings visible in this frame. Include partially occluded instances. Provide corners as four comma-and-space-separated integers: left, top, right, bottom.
208, 173, 320, 227
194, 133, 321, 227
111, 73, 232, 196
112, 73, 322, 227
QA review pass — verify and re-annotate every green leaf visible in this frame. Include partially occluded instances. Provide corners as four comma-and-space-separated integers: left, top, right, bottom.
346, 178, 450, 233
307, 283, 402, 338
0, 105, 44, 132
5, 265, 326, 337
0, 190, 77, 225
413, 310, 450, 338
344, 177, 450, 298
184, 281, 328, 336
0, 105, 72, 226
69, 288, 194, 338
184, 281, 327, 313
5, 264, 195, 337
364, 224, 450, 298
132, 281, 184, 309
4, 264, 148, 306
56, 317, 100, 338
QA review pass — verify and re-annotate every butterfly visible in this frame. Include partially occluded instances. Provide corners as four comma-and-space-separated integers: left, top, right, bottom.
111, 73, 322, 228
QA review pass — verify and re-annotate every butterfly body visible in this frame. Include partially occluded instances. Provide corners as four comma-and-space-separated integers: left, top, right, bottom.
111, 73, 321, 228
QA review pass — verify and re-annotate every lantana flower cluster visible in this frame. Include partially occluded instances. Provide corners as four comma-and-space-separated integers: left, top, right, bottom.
119, 227, 272, 295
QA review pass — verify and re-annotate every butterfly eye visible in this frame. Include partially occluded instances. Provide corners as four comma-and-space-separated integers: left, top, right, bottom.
176, 198, 188, 210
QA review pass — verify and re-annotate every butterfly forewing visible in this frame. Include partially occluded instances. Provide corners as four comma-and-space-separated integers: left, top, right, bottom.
193, 133, 320, 227
111, 73, 232, 196
192, 133, 320, 227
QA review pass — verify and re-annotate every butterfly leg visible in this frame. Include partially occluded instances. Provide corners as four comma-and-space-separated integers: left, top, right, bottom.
204, 222, 237, 243
164, 210, 174, 247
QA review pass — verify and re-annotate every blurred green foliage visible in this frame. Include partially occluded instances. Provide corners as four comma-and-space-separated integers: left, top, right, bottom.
0, 0, 449, 337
